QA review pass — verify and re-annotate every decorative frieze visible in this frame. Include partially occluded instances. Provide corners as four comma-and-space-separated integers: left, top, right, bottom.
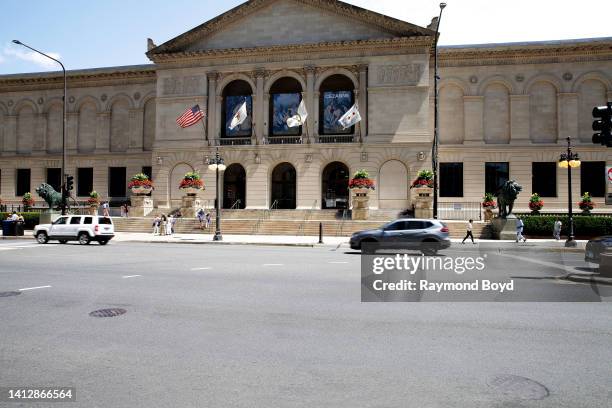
372, 64, 423, 86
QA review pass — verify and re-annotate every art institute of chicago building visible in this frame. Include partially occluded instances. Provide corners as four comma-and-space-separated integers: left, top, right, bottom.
0, 0, 611, 214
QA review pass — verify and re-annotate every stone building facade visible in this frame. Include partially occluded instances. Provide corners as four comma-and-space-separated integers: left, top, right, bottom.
0, 0, 611, 214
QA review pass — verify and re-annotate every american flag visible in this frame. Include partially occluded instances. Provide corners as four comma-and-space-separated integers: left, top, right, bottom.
176, 105, 204, 128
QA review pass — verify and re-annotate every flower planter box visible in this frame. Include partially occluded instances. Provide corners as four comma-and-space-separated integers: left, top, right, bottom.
131, 186, 153, 195
180, 187, 202, 196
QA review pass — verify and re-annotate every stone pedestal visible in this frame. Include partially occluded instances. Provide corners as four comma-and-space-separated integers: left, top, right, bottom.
180, 195, 202, 218
131, 196, 154, 217
39, 210, 61, 225
483, 207, 495, 222
351, 189, 370, 220
491, 215, 519, 240
599, 249, 612, 277
89, 206, 99, 216
413, 187, 433, 219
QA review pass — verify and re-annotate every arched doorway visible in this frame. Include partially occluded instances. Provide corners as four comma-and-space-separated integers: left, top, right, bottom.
223, 163, 246, 209
322, 161, 349, 209
271, 162, 296, 209
378, 160, 409, 209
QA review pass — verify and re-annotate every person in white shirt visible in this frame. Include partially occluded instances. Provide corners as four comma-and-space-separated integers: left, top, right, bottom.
461, 219, 475, 244
553, 219, 562, 240
516, 218, 527, 243
10, 211, 19, 221
166, 214, 173, 235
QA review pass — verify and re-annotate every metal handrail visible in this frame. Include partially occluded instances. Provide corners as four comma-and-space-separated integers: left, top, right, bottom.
297, 200, 317, 235
229, 199, 242, 210
336, 209, 349, 236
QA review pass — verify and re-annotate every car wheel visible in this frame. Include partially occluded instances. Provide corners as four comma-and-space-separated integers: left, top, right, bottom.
361, 240, 377, 254
98, 240, 108, 246
59, 240, 68, 244
78, 233, 91, 245
421, 240, 439, 256
36, 232, 48, 244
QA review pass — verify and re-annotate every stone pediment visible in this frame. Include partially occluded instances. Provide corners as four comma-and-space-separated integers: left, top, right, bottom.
147, 0, 434, 58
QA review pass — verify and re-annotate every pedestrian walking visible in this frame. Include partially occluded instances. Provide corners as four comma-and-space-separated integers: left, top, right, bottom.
152, 215, 161, 235
166, 214, 174, 235
205, 212, 211, 229
124, 202, 130, 218
101, 201, 110, 217
160, 214, 167, 235
197, 208, 205, 229
553, 219, 562, 240
516, 218, 527, 242
170, 213, 177, 235
461, 219, 476, 244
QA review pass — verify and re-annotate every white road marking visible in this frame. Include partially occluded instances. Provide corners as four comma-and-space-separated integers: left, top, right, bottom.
263, 264, 283, 266
19, 285, 52, 291
122, 275, 142, 279
329, 261, 348, 264
190, 267, 211, 270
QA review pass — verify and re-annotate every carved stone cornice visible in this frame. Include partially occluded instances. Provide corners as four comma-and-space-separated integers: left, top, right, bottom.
0, 65, 156, 92
253, 68, 268, 78
149, 36, 433, 65
439, 39, 612, 67
146, 0, 434, 58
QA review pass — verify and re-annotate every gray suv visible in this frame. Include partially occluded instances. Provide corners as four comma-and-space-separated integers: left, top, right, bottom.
349, 219, 451, 254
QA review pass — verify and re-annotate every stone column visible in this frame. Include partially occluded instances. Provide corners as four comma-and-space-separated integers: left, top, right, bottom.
263, 93, 270, 141
358, 64, 368, 138
129, 108, 144, 152
312, 91, 320, 140
250, 93, 257, 145
463, 96, 484, 144
96, 112, 110, 153
66, 112, 78, 154
215, 95, 223, 145
558, 93, 578, 143
304, 65, 315, 143
353, 89, 361, 140
510, 95, 530, 143
4, 115, 17, 154
207, 72, 218, 146
254, 69, 266, 144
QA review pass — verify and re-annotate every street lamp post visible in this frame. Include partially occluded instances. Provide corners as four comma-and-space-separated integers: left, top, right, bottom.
558, 136, 581, 247
208, 147, 226, 241
432, 2, 447, 219
12, 40, 67, 215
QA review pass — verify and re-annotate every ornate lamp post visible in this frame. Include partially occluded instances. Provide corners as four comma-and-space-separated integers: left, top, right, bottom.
558, 136, 581, 247
12, 40, 67, 215
432, 2, 447, 219
208, 147, 226, 241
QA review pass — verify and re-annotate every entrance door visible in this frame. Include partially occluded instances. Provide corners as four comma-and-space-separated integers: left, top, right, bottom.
322, 161, 349, 209
223, 163, 246, 209
271, 162, 296, 209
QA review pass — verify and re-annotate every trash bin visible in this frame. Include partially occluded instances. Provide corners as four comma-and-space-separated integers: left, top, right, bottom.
2, 220, 16, 236
15, 221, 25, 236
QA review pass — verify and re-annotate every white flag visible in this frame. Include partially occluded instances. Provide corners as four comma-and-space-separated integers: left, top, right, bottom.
286, 99, 308, 128
229, 101, 247, 130
338, 103, 362, 129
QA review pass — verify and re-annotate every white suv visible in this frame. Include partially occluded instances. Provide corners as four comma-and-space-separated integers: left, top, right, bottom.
34, 215, 115, 245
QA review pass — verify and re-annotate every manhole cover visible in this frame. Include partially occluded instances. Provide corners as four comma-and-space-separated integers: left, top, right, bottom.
89, 308, 127, 318
489, 374, 549, 400
0, 291, 21, 297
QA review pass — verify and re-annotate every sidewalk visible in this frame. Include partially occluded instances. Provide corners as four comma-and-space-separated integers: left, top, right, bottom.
2, 230, 589, 248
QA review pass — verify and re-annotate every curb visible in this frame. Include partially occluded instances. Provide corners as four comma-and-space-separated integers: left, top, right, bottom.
565, 274, 612, 286
113, 239, 320, 248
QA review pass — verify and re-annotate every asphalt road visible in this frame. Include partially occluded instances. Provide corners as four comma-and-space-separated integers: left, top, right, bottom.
0, 240, 611, 407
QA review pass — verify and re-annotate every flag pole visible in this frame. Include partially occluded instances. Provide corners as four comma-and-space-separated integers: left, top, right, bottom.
200, 105, 209, 146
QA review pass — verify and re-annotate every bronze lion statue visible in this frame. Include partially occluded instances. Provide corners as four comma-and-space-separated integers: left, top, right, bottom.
495, 180, 522, 218
35, 183, 63, 209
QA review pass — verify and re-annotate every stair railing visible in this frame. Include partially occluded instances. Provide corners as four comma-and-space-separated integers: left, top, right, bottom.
336, 209, 349, 236
297, 200, 317, 236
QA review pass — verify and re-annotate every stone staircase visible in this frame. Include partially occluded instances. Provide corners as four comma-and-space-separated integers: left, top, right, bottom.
112, 210, 491, 238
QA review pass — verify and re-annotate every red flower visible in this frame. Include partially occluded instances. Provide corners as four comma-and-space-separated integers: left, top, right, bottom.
179, 179, 204, 189
348, 178, 375, 190
128, 179, 153, 189
482, 201, 496, 208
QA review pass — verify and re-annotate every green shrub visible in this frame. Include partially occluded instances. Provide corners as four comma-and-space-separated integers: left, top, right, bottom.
0, 212, 40, 229
519, 215, 612, 238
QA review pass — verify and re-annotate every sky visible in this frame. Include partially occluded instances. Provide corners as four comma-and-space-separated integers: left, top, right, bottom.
1, 0, 611, 75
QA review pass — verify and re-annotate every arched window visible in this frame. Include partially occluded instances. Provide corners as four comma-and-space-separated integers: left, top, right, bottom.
271, 162, 296, 209
222, 80, 252, 139
269, 77, 302, 138
319, 74, 354, 136
322, 161, 349, 209
223, 163, 246, 209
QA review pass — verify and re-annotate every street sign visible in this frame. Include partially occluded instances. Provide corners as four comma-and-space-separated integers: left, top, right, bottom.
606, 166, 612, 205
